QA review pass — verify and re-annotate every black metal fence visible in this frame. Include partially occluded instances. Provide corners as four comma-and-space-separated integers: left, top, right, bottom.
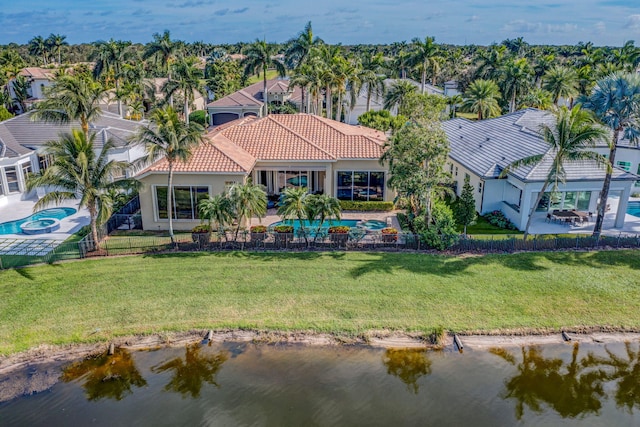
4, 231, 640, 270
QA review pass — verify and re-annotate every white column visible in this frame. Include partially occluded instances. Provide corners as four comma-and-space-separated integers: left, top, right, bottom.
615, 186, 631, 228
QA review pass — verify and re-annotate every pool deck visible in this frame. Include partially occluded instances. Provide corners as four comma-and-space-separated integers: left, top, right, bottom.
0, 197, 90, 242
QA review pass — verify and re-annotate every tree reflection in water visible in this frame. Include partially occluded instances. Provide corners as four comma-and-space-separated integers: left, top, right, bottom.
152, 343, 228, 398
583, 341, 640, 412
61, 348, 147, 401
383, 348, 432, 394
491, 344, 606, 419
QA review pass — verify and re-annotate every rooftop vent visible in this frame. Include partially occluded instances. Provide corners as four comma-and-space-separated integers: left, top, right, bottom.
486, 137, 490, 141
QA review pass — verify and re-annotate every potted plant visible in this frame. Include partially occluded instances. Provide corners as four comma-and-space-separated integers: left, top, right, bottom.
381, 227, 398, 243
250, 225, 267, 242
191, 224, 212, 246
273, 225, 294, 246
328, 225, 350, 245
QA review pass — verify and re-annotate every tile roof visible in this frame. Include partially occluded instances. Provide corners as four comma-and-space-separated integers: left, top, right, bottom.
0, 111, 145, 158
443, 108, 637, 182
206, 78, 302, 108
19, 67, 55, 80
139, 114, 386, 175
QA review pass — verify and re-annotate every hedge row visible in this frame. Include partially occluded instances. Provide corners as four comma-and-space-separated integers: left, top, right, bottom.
339, 201, 394, 211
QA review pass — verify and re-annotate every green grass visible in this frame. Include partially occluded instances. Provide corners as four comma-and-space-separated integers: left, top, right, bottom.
2, 250, 640, 355
246, 69, 282, 85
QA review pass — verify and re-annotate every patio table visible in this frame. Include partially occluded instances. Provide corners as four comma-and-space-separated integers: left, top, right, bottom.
551, 210, 589, 224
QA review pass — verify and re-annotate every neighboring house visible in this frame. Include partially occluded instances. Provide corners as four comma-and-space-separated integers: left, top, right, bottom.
136, 113, 390, 231
0, 111, 148, 207
443, 109, 637, 231
8, 67, 56, 113
206, 78, 302, 126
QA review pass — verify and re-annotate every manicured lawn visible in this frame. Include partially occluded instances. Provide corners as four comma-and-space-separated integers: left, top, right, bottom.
2, 250, 640, 355
246, 69, 282, 85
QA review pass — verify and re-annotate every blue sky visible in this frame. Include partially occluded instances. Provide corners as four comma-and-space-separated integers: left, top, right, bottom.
0, 0, 638, 46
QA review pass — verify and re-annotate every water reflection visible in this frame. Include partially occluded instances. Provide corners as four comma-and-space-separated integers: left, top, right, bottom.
61, 348, 147, 401
584, 341, 640, 412
382, 348, 432, 394
491, 344, 606, 419
152, 343, 228, 398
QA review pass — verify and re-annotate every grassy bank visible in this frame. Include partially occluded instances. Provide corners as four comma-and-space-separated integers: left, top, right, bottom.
2, 250, 640, 355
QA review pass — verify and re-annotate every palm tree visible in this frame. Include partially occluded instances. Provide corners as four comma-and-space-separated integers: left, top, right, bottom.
500, 58, 532, 113
333, 56, 359, 121
305, 194, 341, 241
501, 106, 609, 239
130, 107, 204, 245
518, 88, 552, 110
47, 33, 68, 64
290, 60, 323, 115
543, 66, 579, 106
316, 44, 342, 119
242, 40, 286, 116
144, 30, 181, 106
31, 74, 104, 138
163, 57, 204, 124
28, 36, 48, 66
26, 129, 136, 246
93, 39, 132, 117
277, 187, 310, 242
228, 182, 267, 238
384, 79, 418, 113
410, 36, 439, 93
198, 193, 233, 237
358, 52, 386, 112
581, 72, 640, 238
462, 79, 502, 120
284, 21, 323, 70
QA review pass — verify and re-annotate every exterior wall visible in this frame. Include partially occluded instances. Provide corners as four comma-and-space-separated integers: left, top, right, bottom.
446, 158, 484, 213
0, 153, 38, 204
138, 172, 247, 231
30, 78, 53, 99
597, 146, 640, 191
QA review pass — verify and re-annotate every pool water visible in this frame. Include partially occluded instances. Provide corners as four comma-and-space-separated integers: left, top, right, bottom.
270, 219, 361, 231
627, 201, 640, 217
0, 207, 77, 235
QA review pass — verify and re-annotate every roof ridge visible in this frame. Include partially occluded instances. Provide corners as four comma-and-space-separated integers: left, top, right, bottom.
267, 115, 337, 160
207, 137, 255, 172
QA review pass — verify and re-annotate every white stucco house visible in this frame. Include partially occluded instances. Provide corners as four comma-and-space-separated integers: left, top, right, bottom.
443, 109, 638, 231
0, 111, 147, 208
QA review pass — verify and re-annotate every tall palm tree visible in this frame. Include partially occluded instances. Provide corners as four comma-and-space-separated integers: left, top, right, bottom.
130, 107, 204, 245
543, 66, 579, 106
277, 187, 310, 242
163, 57, 204, 124
581, 72, 640, 238
31, 74, 104, 138
93, 39, 132, 117
501, 106, 609, 239
242, 40, 286, 116
358, 52, 386, 112
316, 44, 342, 119
26, 129, 136, 246
144, 30, 181, 106
284, 21, 323, 70
228, 182, 267, 238
474, 45, 507, 82
410, 36, 439, 93
28, 36, 48, 66
462, 79, 502, 120
500, 58, 532, 113
290, 60, 323, 115
518, 88, 552, 110
47, 33, 68, 64
332, 56, 359, 121
384, 79, 418, 113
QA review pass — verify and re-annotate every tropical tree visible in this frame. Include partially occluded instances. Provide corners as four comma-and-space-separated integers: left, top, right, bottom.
501, 106, 609, 239
462, 79, 502, 120
242, 40, 286, 116
163, 57, 204, 124
277, 187, 310, 241
26, 129, 136, 246
32, 73, 105, 138
47, 33, 68, 64
198, 193, 233, 237
500, 58, 532, 113
28, 35, 48, 66
543, 66, 579, 106
144, 30, 181, 106
358, 52, 386, 112
284, 21, 323, 70
93, 39, 132, 117
228, 181, 267, 238
130, 107, 204, 245
305, 193, 341, 241
383, 79, 417, 112
410, 36, 439, 93
581, 72, 640, 238
519, 88, 553, 110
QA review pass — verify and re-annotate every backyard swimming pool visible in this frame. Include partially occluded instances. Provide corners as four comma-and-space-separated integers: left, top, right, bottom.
627, 201, 640, 218
269, 218, 389, 233
0, 207, 77, 235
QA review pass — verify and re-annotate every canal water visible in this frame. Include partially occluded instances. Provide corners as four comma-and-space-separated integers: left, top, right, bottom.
1, 341, 639, 426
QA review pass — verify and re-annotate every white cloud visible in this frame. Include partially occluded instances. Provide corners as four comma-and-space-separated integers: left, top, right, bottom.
625, 14, 640, 31
546, 23, 578, 33
594, 21, 606, 34
502, 19, 541, 33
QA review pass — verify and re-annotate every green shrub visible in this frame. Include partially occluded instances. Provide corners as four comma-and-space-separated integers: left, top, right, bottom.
191, 224, 211, 233
483, 210, 518, 230
396, 212, 411, 231
632, 192, 640, 198
421, 201, 459, 250
339, 201, 394, 211
328, 225, 350, 234
189, 110, 208, 127
273, 225, 294, 233
250, 225, 267, 233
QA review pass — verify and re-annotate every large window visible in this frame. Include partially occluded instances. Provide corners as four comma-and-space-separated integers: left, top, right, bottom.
38, 154, 54, 171
155, 186, 208, 220
535, 191, 591, 212
4, 167, 19, 193
336, 171, 385, 201
617, 161, 631, 172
